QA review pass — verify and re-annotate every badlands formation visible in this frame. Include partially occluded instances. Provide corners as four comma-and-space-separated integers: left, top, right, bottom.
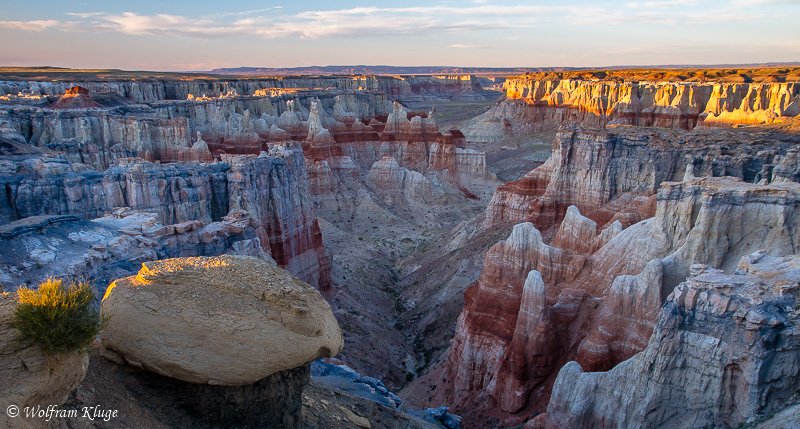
0, 66, 799, 428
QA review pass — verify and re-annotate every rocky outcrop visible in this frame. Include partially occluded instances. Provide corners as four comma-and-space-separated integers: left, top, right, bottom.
461, 79, 800, 140
101, 255, 343, 385
0, 87, 393, 170
431, 177, 800, 426
437, 222, 574, 419
51, 86, 102, 109
546, 255, 800, 428
311, 359, 462, 428
0, 146, 331, 291
0, 209, 273, 292
550, 205, 597, 254
484, 126, 798, 235
0, 292, 88, 429
772, 147, 800, 183
92, 255, 343, 428
365, 155, 442, 206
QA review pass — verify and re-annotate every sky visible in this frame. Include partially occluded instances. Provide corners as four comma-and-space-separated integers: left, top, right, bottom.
1, 0, 799, 71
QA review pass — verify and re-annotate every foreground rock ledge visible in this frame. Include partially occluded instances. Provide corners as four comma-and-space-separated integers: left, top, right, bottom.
100, 255, 343, 385
0, 292, 88, 429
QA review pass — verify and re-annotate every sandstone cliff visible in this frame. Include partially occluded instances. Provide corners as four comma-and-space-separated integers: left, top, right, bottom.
462, 79, 799, 141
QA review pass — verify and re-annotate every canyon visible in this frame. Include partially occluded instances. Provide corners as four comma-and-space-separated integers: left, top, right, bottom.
1, 66, 799, 428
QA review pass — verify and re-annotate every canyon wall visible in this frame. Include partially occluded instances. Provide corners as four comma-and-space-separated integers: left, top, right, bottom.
413, 121, 800, 426
434, 177, 800, 427
0, 74, 495, 103
0, 75, 497, 298
484, 126, 793, 236
0, 145, 331, 291
461, 79, 800, 141
546, 255, 800, 429
1, 91, 393, 169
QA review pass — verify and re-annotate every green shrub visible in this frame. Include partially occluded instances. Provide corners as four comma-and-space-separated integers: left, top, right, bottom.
10, 278, 105, 354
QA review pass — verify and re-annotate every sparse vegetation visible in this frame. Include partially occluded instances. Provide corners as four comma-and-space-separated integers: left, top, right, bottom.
10, 278, 106, 354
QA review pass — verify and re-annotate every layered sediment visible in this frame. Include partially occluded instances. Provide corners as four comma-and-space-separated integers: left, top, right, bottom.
0, 74, 495, 103
484, 126, 797, 235
462, 79, 800, 141
0, 145, 331, 291
546, 256, 800, 429
427, 174, 800, 426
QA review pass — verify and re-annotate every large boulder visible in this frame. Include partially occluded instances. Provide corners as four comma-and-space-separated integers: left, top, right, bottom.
100, 255, 343, 385
0, 292, 88, 429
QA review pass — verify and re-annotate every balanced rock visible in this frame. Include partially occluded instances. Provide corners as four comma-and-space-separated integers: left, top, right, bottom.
100, 255, 343, 385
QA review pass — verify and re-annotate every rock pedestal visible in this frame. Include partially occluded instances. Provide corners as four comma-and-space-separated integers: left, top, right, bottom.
100, 255, 343, 427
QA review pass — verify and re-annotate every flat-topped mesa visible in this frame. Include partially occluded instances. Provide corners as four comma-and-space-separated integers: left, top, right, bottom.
546, 255, 800, 429
429, 177, 800, 427
461, 78, 799, 141
483, 126, 799, 236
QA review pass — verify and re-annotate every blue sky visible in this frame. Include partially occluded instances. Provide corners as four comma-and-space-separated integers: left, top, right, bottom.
1, 0, 798, 70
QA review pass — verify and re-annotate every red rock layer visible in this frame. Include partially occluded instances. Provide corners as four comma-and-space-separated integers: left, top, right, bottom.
302, 100, 488, 202
224, 151, 332, 291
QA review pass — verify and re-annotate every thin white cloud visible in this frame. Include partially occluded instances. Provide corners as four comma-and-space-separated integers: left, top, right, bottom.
732, 0, 800, 4
0, 19, 63, 31
0, 3, 776, 39
448, 44, 499, 49
624, 0, 696, 9
212, 8, 277, 18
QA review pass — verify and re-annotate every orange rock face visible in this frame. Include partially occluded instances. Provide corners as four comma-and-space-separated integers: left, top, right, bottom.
52, 85, 103, 109
503, 79, 800, 129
